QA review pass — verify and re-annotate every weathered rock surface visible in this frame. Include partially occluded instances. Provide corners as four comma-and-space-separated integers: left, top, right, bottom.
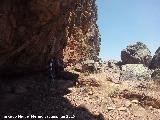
121, 42, 152, 66
81, 59, 99, 73
0, 0, 100, 74
151, 69, 160, 80
63, 0, 100, 68
120, 64, 152, 81
150, 47, 160, 69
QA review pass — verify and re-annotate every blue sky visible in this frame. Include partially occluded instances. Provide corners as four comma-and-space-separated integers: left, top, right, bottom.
96, 0, 160, 60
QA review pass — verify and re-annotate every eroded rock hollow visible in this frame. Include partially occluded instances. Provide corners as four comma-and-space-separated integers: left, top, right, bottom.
0, 0, 100, 74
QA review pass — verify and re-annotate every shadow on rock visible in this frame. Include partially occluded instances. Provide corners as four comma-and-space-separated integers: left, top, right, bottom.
0, 72, 105, 120
57, 71, 80, 81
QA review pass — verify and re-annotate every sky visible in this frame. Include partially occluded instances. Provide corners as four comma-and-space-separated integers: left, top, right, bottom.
96, 0, 160, 60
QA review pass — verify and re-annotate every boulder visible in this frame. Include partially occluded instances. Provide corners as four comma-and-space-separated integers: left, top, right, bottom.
121, 42, 152, 66
120, 64, 152, 81
150, 47, 160, 69
81, 60, 99, 73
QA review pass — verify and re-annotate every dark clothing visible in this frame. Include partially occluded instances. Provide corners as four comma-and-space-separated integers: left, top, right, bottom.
48, 58, 57, 87
48, 58, 64, 88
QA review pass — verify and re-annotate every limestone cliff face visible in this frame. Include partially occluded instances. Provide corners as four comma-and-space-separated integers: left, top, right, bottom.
0, 0, 100, 74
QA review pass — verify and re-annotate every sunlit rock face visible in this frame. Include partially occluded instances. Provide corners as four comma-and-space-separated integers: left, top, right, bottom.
120, 64, 152, 81
0, 0, 100, 74
121, 42, 152, 67
63, 0, 101, 68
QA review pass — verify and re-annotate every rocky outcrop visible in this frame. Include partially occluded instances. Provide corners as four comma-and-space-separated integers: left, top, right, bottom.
121, 42, 152, 66
0, 0, 100, 74
63, 0, 100, 68
150, 47, 160, 69
120, 64, 152, 81
81, 59, 99, 73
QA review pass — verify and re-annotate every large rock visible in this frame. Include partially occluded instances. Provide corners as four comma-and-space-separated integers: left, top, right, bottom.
0, 0, 100, 74
150, 47, 160, 69
121, 42, 152, 66
120, 64, 152, 81
81, 59, 99, 73
63, 0, 100, 67
0, 0, 67, 74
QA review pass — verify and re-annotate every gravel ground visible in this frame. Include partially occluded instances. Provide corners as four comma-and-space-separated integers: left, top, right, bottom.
0, 71, 160, 120
0, 72, 103, 120
65, 72, 160, 120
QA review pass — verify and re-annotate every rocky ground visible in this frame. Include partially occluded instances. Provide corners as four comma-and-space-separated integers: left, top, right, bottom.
0, 72, 103, 120
1, 69, 160, 120
65, 71, 160, 120
0, 42, 160, 120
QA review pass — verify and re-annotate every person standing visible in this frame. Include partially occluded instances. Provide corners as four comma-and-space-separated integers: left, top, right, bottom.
48, 57, 57, 88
